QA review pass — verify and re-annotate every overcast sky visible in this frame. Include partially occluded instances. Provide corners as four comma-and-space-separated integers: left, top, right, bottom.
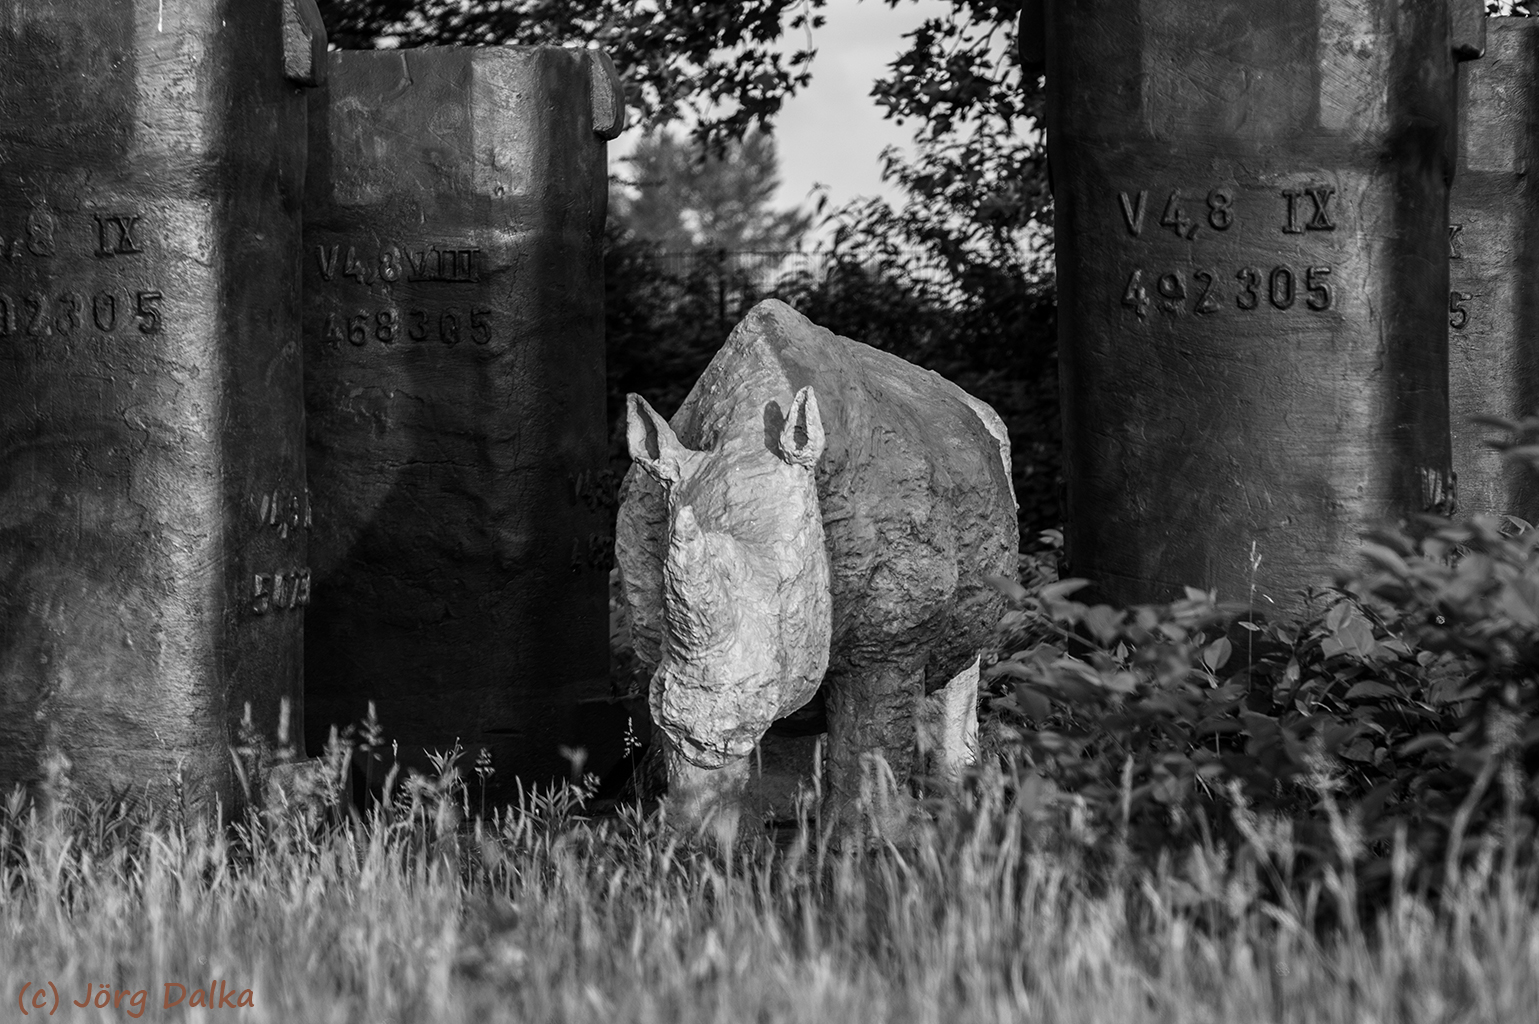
610, 0, 953, 245
767, 0, 952, 217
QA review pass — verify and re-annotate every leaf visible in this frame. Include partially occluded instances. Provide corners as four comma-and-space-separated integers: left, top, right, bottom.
1013, 684, 1052, 723
1102, 671, 1139, 694
1240, 712, 1282, 743
986, 660, 1035, 682
1083, 604, 1124, 645
1356, 781, 1395, 824
1012, 772, 1063, 817
1323, 723, 1362, 754
1470, 413, 1520, 433
1343, 680, 1402, 701
1039, 578, 1092, 603
1037, 661, 1104, 703
1321, 605, 1377, 660
1359, 541, 1411, 577
1339, 737, 1375, 762
1500, 444, 1539, 463
983, 574, 1028, 603
1202, 636, 1233, 673
1207, 682, 1247, 704
1498, 579, 1539, 628
1398, 734, 1454, 756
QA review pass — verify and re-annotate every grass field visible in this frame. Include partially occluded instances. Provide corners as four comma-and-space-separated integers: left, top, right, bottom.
3, 743, 1538, 1024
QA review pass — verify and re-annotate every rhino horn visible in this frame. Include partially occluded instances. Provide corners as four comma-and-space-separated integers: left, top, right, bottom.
776, 386, 826, 469
664, 505, 732, 647
627, 393, 691, 484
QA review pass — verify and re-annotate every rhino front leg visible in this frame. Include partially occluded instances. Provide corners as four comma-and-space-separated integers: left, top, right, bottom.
822, 653, 926, 845
660, 735, 751, 848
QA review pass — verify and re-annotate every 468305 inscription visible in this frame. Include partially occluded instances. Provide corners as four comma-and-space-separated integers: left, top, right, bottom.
317, 306, 493, 348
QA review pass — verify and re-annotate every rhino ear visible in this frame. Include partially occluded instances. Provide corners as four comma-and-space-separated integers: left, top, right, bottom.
627, 393, 688, 484
776, 386, 825, 469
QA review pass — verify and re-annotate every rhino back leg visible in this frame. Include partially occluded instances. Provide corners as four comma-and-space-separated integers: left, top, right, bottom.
917, 655, 980, 787
822, 653, 926, 842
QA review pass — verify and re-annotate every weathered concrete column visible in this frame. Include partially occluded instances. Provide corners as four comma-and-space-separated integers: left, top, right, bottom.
1448, 16, 1539, 523
1042, 0, 1478, 615
0, 0, 324, 812
302, 46, 622, 790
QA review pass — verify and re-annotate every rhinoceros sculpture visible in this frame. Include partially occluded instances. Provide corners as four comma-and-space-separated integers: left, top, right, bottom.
616, 299, 1018, 837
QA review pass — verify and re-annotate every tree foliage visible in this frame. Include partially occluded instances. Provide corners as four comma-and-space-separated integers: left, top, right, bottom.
613, 129, 812, 251
862, 0, 1045, 271
314, 0, 830, 144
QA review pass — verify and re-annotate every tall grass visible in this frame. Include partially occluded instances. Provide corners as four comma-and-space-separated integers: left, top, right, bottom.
3, 739, 1537, 1024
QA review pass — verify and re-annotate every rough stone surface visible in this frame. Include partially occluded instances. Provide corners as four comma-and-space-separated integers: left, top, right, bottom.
1448, 18, 1539, 523
0, 0, 322, 813
1047, 0, 1460, 615
301, 47, 620, 792
616, 299, 1018, 837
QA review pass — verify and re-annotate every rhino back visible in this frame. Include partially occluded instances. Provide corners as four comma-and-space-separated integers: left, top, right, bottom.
670, 300, 1016, 687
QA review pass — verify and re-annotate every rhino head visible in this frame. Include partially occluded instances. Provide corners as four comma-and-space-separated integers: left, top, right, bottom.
626, 387, 833, 770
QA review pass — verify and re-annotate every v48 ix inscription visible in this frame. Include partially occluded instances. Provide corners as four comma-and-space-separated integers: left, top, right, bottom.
1115, 185, 1340, 321
0, 209, 167, 339
1118, 187, 1236, 238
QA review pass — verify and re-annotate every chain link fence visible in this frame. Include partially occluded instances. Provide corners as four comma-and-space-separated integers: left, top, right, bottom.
633, 248, 962, 336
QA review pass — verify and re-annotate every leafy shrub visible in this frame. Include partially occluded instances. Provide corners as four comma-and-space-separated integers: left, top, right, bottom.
986, 429, 1539, 908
